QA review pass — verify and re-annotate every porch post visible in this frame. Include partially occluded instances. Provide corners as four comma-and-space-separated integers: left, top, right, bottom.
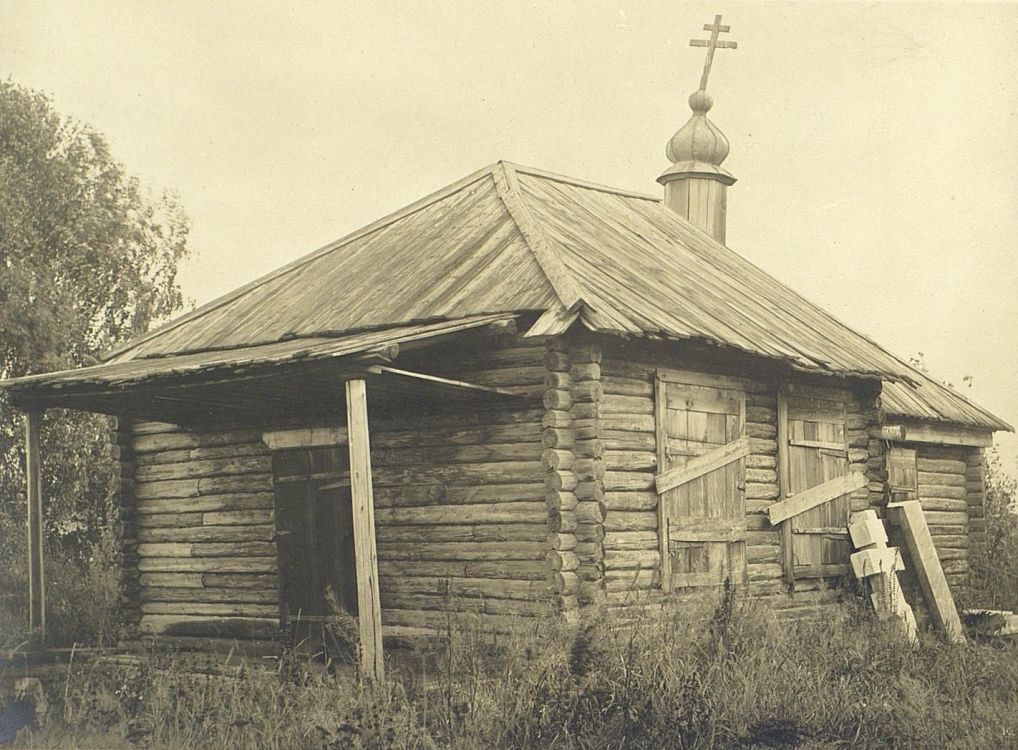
345, 378, 384, 681
25, 411, 46, 640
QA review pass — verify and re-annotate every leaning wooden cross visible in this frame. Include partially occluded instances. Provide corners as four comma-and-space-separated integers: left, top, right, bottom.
847, 509, 917, 644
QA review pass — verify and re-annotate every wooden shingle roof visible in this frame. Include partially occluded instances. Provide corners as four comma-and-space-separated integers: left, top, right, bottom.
107, 162, 911, 379
7, 161, 1008, 432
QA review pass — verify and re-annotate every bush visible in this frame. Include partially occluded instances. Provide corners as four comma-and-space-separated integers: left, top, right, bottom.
967, 448, 1018, 611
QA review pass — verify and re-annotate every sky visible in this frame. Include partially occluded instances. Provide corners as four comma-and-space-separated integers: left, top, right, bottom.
3, 1, 1017, 474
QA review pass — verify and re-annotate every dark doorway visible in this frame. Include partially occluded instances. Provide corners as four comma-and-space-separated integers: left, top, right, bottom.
271, 445, 358, 624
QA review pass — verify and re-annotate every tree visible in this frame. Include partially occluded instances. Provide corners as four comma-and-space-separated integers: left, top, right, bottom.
0, 80, 191, 643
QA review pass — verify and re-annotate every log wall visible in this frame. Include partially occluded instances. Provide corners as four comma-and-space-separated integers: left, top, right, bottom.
592, 338, 881, 616
127, 333, 553, 637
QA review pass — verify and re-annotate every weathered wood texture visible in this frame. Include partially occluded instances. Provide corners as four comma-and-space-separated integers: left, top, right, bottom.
596, 339, 880, 611
916, 444, 977, 591
131, 335, 553, 637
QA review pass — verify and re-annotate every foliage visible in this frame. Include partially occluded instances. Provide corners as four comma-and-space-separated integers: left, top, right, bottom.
0, 79, 190, 646
967, 448, 1018, 611
11, 597, 1018, 749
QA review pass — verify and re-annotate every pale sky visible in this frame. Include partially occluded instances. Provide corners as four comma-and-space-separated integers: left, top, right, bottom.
3, 1, 1017, 473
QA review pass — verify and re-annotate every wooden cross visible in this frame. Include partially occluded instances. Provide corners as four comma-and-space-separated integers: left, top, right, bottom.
689, 14, 737, 92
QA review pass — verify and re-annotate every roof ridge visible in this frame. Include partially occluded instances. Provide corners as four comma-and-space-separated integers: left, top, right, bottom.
102, 163, 501, 363
507, 161, 662, 202
492, 161, 584, 313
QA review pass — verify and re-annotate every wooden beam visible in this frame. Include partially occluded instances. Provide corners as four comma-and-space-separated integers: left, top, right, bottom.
776, 390, 794, 588
767, 472, 867, 526
886, 500, 965, 643
345, 379, 384, 681
656, 435, 750, 494
25, 411, 46, 640
262, 426, 348, 451
884, 423, 993, 448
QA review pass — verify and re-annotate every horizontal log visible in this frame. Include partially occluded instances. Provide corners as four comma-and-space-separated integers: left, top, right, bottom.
379, 592, 551, 617
374, 461, 544, 487
376, 559, 547, 580
376, 483, 545, 508
916, 458, 967, 475
138, 572, 203, 588
135, 456, 271, 483
138, 525, 275, 544
138, 512, 203, 529
141, 587, 278, 605
375, 541, 547, 561
136, 493, 274, 515
604, 531, 658, 550
376, 523, 546, 544
922, 511, 969, 527
138, 615, 279, 639
203, 509, 274, 526
571, 362, 601, 381
374, 442, 541, 467
133, 429, 263, 454
547, 550, 579, 571
141, 602, 279, 617
603, 510, 657, 532
600, 415, 655, 433
602, 431, 655, 452
548, 510, 578, 533
606, 451, 657, 472
604, 471, 654, 492
928, 524, 968, 537
377, 576, 547, 600
548, 532, 578, 550
374, 422, 543, 449
605, 548, 660, 570
746, 455, 777, 470
134, 442, 269, 467
601, 394, 653, 416
920, 498, 968, 513
604, 570, 658, 593
600, 375, 652, 398
746, 483, 780, 501
747, 545, 780, 564
603, 491, 658, 511
136, 474, 273, 500
137, 557, 277, 573
931, 535, 969, 549
918, 485, 967, 500
376, 502, 547, 526
133, 421, 180, 435
917, 471, 967, 487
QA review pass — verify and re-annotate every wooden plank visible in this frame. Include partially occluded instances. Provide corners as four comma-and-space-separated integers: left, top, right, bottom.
886, 423, 993, 448
656, 436, 750, 493
776, 391, 793, 587
345, 378, 384, 682
887, 500, 965, 643
788, 439, 846, 452
668, 517, 746, 543
262, 426, 348, 450
25, 411, 46, 639
767, 472, 866, 525
656, 367, 752, 392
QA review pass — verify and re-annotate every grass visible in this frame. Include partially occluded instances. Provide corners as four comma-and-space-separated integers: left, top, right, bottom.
7, 589, 1018, 749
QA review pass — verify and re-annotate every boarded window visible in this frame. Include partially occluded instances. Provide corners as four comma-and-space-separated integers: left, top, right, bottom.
779, 393, 852, 581
271, 445, 358, 622
887, 447, 918, 503
655, 370, 747, 590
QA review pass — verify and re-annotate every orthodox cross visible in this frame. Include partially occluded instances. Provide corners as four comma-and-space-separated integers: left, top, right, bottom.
689, 14, 737, 92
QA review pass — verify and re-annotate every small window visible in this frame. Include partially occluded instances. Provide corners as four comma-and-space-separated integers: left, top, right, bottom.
886, 447, 918, 503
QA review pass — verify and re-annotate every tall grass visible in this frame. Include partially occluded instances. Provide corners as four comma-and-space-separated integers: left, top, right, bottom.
11, 588, 1018, 749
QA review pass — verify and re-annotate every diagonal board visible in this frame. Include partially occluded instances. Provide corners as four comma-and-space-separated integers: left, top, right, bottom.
887, 500, 965, 644
656, 435, 750, 494
767, 471, 867, 526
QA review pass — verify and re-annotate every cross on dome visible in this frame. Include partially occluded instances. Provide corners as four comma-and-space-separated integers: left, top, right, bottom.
689, 14, 737, 92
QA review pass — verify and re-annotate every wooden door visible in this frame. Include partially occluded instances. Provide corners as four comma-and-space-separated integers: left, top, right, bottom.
784, 394, 851, 580
271, 445, 358, 622
655, 370, 748, 591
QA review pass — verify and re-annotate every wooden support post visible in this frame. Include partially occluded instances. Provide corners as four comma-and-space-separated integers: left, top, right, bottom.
776, 390, 794, 589
25, 411, 46, 641
345, 379, 384, 681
